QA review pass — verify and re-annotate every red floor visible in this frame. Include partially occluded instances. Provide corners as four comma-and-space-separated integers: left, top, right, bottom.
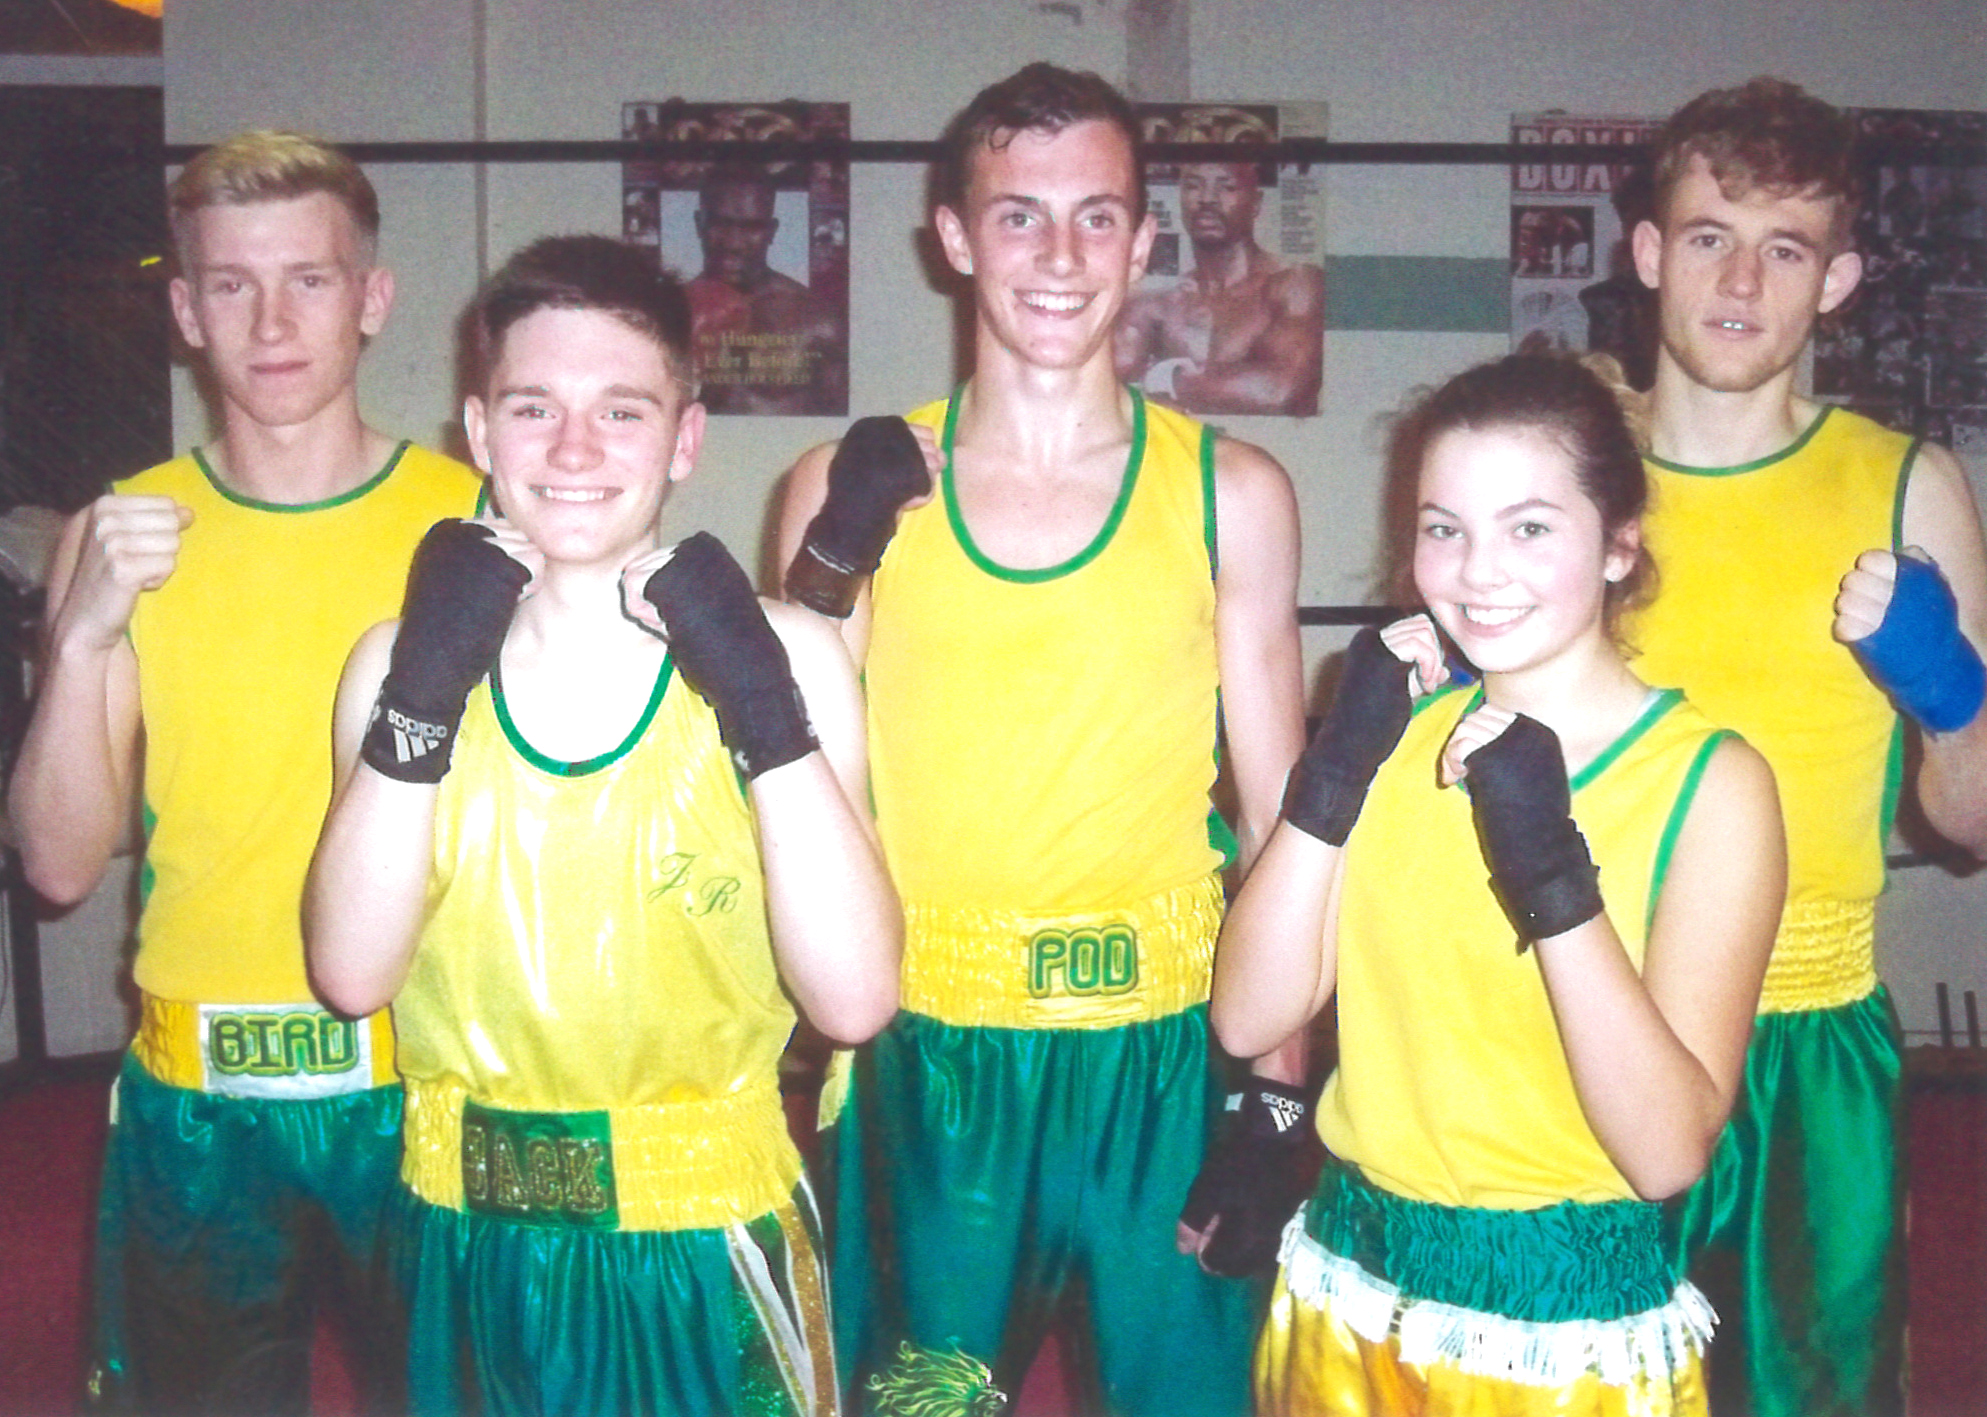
0, 1073, 106, 1414
1905, 1076, 1987, 1415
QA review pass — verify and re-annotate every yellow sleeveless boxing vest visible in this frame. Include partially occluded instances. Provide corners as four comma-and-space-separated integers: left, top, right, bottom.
1318, 687, 1733, 1210
1627, 407, 1915, 1013
865, 389, 1224, 1026
392, 656, 802, 1230
121, 443, 481, 1005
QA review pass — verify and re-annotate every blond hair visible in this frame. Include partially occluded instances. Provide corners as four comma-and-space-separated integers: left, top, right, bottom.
1575, 351, 1652, 453
170, 131, 379, 269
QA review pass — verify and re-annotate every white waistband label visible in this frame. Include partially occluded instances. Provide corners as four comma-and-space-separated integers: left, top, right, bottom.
198, 1004, 374, 1099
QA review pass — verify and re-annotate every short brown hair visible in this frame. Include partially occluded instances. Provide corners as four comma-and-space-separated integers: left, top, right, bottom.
1651, 77, 1861, 250
938, 62, 1145, 220
469, 235, 696, 396
170, 130, 380, 268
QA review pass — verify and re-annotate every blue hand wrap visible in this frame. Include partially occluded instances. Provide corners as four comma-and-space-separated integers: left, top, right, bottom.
1855, 556, 1986, 733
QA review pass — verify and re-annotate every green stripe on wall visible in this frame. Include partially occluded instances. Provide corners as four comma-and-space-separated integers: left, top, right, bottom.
1324, 256, 1509, 333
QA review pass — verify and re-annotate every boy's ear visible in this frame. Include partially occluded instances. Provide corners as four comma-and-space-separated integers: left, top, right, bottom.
668, 399, 706, 485
1818, 249, 1863, 315
1128, 211, 1157, 286
359, 265, 396, 338
463, 396, 492, 476
935, 205, 973, 277
1631, 220, 1663, 291
168, 277, 207, 349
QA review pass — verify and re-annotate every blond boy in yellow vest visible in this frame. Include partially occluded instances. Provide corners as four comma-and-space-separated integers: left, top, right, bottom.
10, 132, 481, 1411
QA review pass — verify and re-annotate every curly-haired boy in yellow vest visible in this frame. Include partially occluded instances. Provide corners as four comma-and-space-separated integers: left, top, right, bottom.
1628, 77, 1987, 1417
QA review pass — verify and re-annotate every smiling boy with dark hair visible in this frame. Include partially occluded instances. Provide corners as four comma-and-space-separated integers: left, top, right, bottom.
308, 234, 899, 1415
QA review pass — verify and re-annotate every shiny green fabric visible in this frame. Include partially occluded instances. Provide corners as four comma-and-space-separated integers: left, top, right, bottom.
391, 1182, 825, 1416
1309, 1155, 1677, 1322
91, 1054, 404, 1414
829, 1006, 1256, 1417
1668, 989, 1903, 1417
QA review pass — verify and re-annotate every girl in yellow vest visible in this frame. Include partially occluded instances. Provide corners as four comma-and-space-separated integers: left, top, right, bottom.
1212, 353, 1785, 1416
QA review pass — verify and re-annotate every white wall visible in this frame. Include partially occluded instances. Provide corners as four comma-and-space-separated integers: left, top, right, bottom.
34, 860, 139, 1059
159, 0, 1987, 1034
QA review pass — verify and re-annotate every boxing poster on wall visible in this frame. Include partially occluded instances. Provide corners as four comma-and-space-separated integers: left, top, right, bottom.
1114, 102, 1328, 418
1508, 113, 1664, 390
622, 100, 850, 417
1812, 108, 1987, 457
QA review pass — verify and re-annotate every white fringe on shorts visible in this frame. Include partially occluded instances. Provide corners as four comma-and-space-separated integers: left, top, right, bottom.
1277, 1213, 1716, 1389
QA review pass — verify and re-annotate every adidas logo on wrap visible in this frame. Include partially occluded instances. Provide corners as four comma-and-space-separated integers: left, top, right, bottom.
382, 706, 448, 764
1262, 1092, 1306, 1134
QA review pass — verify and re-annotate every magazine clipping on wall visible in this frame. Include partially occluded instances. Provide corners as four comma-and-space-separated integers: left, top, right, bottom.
1508, 113, 1664, 390
622, 100, 850, 417
1115, 102, 1328, 418
1813, 108, 1987, 461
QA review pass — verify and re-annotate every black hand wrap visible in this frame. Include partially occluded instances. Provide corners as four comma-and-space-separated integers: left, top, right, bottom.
1283, 627, 1415, 845
1179, 1080, 1322, 1277
1466, 713, 1604, 945
362, 520, 528, 784
786, 415, 930, 618
644, 531, 818, 778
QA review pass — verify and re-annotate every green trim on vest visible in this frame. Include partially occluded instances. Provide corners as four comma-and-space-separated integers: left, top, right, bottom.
139, 800, 157, 908
1411, 681, 1473, 722
491, 654, 676, 778
1571, 688, 1683, 793
1646, 729, 1733, 935
192, 441, 410, 512
1428, 685, 1681, 801
1199, 422, 1219, 574
1892, 436, 1924, 549
940, 386, 1148, 583
1203, 424, 1232, 865
1880, 718, 1905, 855
1645, 405, 1834, 477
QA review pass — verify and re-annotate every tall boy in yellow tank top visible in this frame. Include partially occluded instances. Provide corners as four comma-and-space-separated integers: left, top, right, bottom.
9, 133, 481, 1412
307, 236, 900, 1414
778, 65, 1308, 1415
1627, 79, 1987, 1417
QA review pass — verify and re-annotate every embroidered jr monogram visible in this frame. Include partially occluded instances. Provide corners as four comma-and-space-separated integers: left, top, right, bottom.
646, 852, 742, 916
648, 852, 698, 896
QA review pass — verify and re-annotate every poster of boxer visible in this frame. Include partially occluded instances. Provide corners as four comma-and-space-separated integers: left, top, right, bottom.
622, 100, 850, 416
1812, 107, 1987, 457
1508, 113, 1663, 389
1114, 102, 1328, 417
